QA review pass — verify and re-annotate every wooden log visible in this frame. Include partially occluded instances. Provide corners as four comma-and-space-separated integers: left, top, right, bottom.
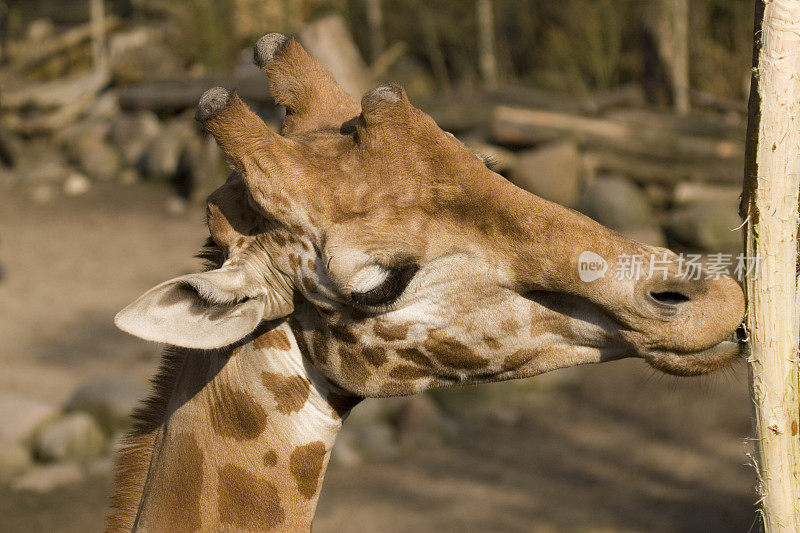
579, 84, 645, 115
9, 17, 119, 73
0, 68, 109, 111
117, 72, 273, 113
296, 14, 371, 99
491, 105, 744, 162
690, 89, 748, 115
604, 108, 745, 140
585, 150, 742, 185
742, 1, 800, 530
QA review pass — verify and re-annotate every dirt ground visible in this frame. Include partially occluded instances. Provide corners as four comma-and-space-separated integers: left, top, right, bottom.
0, 183, 757, 532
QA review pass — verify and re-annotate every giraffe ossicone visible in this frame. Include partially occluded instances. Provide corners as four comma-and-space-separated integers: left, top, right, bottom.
108, 33, 745, 532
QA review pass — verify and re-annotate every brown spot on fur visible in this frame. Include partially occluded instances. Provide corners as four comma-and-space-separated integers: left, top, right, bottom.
502, 349, 535, 371
499, 318, 519, 333
261, 371, 311, 414
339, 346, 371, 389
311, 331, 329, 365
362, 346, 387, 367
289, 441, 327, 499
330, 324, 358, 344
145, 432, 204, 532
289, 254, 300, 270
483, 335, 502, 349
390, 364, 430, 380
253, 328, 292, 351
302, 277, 317, 294
423, 331, 489, 370
397, 347, 434, 367
209, 383, 268, 440
326, 392, 362, 419
218, 464, 285, 530
271, 232, 287, 246
307, 259, 316, 271
263, 449, 278, 467
373, 322, 409, 341
793, 420, 798, 436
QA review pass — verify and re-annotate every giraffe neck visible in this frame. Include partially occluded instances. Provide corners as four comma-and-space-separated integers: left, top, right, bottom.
116, 321, 356, 533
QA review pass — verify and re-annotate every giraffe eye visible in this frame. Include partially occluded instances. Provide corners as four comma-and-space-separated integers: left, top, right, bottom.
350, 265, 418, 307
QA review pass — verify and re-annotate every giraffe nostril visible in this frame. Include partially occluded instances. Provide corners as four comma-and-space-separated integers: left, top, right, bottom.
649, 290, 691, 306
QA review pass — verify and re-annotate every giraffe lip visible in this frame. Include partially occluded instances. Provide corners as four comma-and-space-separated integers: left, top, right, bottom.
643, 340, 742, 376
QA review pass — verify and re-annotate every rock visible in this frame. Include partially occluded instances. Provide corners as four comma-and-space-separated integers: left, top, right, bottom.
394, 394, 450, 446
34, 412, 106, 462
0, 441, 33, 479
62, 123, 122, 182
666, 201, 743, 252
62, 172, 91, 196
577, 175, 654, 231
510, 141, 581, 207
85, 92, 121, 123
73, 138, 122, 182
11, 463, 84, 493
0, 394, 58, 445
66, 379, 145, 435
139, 119, 196, 181
672, 182, 741, 207
107, 111, 162, 167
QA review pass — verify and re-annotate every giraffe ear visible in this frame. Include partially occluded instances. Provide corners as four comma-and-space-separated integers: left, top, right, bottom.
114, 264, 294, 349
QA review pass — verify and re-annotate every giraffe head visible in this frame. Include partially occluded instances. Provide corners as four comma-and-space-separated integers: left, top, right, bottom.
116, 34, 745, 398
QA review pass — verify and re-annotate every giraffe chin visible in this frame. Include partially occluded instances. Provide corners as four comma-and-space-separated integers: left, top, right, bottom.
642, 340, 743, 377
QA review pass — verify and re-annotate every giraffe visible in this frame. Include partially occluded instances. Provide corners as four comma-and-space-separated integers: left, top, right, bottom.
107, 33, 746, 532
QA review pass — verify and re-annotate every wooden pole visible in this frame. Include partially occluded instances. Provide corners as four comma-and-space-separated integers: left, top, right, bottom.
671, 0, 690, 115
476, 0, 498, 89
364, 0, 385, 64
644, 0, 690, 114
89, 0, 106, 71
743, 1, 800, 530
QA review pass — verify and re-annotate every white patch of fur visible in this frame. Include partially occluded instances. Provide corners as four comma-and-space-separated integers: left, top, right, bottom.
346, 264, 390, 294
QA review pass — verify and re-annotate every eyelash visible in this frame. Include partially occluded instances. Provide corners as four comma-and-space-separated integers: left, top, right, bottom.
351, 265, 419, 308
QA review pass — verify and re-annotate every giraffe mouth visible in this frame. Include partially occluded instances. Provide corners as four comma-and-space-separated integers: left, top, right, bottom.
642, 335, 743, 377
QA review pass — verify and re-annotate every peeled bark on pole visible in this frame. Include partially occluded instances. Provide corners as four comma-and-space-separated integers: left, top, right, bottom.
742, 1, 800, 530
